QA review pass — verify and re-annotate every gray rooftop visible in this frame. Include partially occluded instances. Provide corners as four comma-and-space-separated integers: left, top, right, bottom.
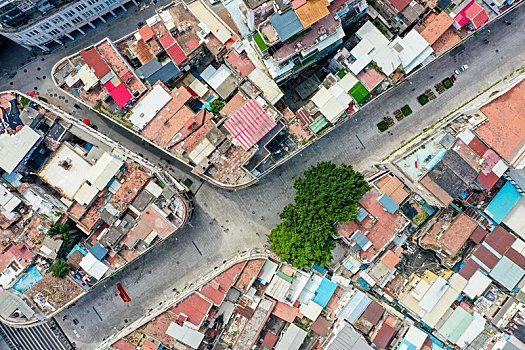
427, 150, 478, 199
327, 322, 372, 350
270, 10, 304, 42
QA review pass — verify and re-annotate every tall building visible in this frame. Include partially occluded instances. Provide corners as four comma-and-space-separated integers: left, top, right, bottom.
0, 0, 137, 50
245, 0, 368, 83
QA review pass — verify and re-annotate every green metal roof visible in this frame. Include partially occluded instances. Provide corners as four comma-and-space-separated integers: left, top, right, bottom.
437, 307, 473, 343
309, 115, 329, 134
276, 271, 293, 283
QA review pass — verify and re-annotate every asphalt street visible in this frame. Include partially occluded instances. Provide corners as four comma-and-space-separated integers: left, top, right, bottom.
0, 3, 523, 349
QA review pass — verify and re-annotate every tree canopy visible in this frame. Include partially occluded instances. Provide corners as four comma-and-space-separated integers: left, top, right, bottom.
269, 161, 370, 268
51, 259, 70, 278
210, 100, 225, 116
48, 223, 70, 240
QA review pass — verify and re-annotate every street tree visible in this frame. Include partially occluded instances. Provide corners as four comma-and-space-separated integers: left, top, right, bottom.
210, 100, 225, 116
48, 223, 70, 240
51, 260, 70, 278
269, 161, 370, 267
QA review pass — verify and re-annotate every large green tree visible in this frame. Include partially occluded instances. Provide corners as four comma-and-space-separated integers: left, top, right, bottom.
269, 161, 370, 267
51, 260, 70, 278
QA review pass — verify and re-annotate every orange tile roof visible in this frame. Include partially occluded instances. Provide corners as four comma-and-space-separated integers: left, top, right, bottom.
381, 248, 403, 270
294, 0, 330, 28
272, 301, 301, 322
439, 213, 478, 256
234, 259, 265, 292
420, 12, 454, 45
138, 25, 155, 41
477, 80, 525, 164
141, 340, 159, 350
108, 166, 149, 212
221, 92, 248, 117
377, 175, 409, 205
143, 312, 178, 347
420, 174, 453, 206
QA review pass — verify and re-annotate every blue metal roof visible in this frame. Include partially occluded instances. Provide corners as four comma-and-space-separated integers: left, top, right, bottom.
378, 194, 399, 214
312, 264, 327, 275
135, 59, 162, 80
351, 230, 370, 251
269, 10, 304, 42
356, 207, 368, 222
484, 181, 521, 223
489, 256, 525, 291
339, 290, 371, 324
90, 242, 108, 261
312, 278, 337, 307
397, 339, 418, 350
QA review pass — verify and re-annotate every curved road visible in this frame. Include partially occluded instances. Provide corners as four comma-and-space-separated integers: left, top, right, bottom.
1, 4, 524, 349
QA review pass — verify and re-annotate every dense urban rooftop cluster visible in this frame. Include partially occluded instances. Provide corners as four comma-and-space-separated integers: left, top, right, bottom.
110, 76, 525, 349
0, 91, 187, 322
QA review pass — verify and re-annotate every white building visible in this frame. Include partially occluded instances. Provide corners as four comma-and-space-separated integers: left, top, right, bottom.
0, 0, 138, 50
0, 125, 42, 174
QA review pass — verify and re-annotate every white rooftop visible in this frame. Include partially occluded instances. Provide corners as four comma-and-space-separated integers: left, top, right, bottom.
39, 143, 93, 200
130, 85, 172, 131
403, 325, 427, 349
187, 0, 233, 44
166, 322, 204, 349
311, 86, 348, 123
248, 67, 284, 105
275, 324, 307, 350
0, 182, 21, 219
419, 276, 449, 312
463, 270, 492, 299
0, 126, 41, 174
79, 252, 109, 280
85, 152, 123, 190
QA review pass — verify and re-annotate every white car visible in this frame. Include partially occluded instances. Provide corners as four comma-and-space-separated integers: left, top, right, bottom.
455, 64, 469, 75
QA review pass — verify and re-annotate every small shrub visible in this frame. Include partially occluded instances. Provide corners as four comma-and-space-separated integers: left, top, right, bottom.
442, 78, 453, 89
401, 105, 412, 116
377, 120, 389, 132
417, 94, 429, 106
51, 260, 70, 278
20, 97, 30, 107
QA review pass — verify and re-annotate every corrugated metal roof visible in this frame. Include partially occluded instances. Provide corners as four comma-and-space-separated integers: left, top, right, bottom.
360, 300, 384, 324
146, 61, 180, 85
312, 278, 337, 307
224, 98, 277, 151
373, 324, 396, 349
338, 290, 371, 324
419, 277, 449, 312
327, 322, 372, 350
489, 256, 525, 291
269, 10, 304, 42
378, 193, 399, 214
275, 324, 307, 350
437, 307, 473, 344
484, 181, 522, 224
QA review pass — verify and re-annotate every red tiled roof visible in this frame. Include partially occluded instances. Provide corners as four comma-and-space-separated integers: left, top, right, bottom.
484, 226, 515, 256
215, 261, 246, 291
170, 293, 212, 327
234, 259, 265, 292
224, 98, 277, 151
439, 213, 478, 256
477, 80, 525, 164
138, 25, 155, 41
388, 0, 411, 11
0, 243, 33, 272
310, 316, 332, 337
469, 226, 488, 244
141, 340, 159, 350
361, 300, 384, 324
167, 44, 188, 65
80, 48, 110, 79
373, 324, 396, 349
261, 332, 279, 349
221, 92, 247, 117
159, 34, 175, 49
103, 81, 133, 108
272, 301, 301, 323
118, 68, 133, 82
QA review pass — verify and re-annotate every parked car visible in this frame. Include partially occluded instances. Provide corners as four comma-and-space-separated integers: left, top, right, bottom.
455, 65, 469, 75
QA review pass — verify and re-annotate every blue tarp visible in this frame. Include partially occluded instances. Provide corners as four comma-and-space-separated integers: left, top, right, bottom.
312, 278, 337, 307
484, 181, 521, 223
312, 264, 327, 275
90, 242, 108, 260
269, 10, 304, 42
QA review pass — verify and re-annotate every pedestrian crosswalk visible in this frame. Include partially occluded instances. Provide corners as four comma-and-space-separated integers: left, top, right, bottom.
0, 318, 74, 350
